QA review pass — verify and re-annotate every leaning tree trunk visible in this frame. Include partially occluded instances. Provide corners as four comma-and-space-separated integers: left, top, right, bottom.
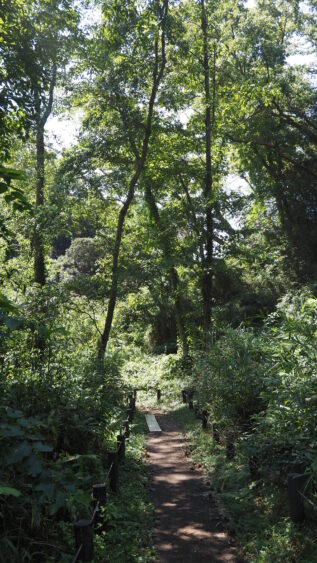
201, 0, 215, 343
98, 0, 169, 359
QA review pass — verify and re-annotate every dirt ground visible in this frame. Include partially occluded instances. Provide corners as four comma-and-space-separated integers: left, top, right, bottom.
146, 411, 237, 563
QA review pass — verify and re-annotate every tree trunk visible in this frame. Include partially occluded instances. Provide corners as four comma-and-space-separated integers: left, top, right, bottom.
34, 120, 46, 286
98, 0, 168, 359
33, 60, 57, 286
201, 0, 215, 342
169, 265, 189, 355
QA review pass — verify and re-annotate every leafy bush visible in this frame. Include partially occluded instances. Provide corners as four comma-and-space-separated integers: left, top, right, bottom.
254, 290, 317, 482
192, 328, 267, 431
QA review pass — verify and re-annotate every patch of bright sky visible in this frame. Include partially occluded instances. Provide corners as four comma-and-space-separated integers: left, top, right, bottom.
225, 175, 251, 196
46, 110, 83, 152
45, 2, 102, 152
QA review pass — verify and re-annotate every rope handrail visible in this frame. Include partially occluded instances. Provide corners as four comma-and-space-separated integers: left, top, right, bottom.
72, 542, 83, 563
91, 501, 100, 526
106, 461, 114, 481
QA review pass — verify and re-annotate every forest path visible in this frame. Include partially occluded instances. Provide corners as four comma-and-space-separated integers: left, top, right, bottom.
146, 410, 237, 562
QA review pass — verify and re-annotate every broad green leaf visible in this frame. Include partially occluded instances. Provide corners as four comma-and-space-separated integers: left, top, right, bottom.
0, 486, 21, 497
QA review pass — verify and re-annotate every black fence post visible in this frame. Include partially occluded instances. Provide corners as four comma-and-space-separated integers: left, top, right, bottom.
212, 422, 220, 444
74, 519, 94, 561
92, 483, 106, 506
129, 396, 136, 410
287, 468, 306, 522
127, 408, 134, 423
123, 419, 130, 437
188, 390, 194, 410
157, 389, 161, 401
108, 451, 119, 493
201, 410, 208, 429
249, 455, 259, 480
117, 434, 126, 463
181, 389, 187, 403
226, 432, 235, 460
133, 388, 137, 399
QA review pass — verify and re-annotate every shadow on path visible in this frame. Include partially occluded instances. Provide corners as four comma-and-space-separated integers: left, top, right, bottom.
147, 412, 236, 562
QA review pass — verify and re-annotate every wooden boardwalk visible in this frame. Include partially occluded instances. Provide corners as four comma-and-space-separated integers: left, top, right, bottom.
145, 414, 162, 433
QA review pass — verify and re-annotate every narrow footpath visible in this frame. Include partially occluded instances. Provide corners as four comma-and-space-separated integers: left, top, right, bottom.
146, 411, 236, 563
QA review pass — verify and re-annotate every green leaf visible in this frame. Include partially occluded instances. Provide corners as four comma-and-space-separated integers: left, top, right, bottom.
0, 486, 21, 497
33, 441, 53, 453
24, 455, 43, 477
0, 424, 25, 438
0, 294, 19, 315
0, 166, 25, 181
6, 441, 32, 464
34, 482, 55, 499
72, 491, 91, 507
48, 491, 66, 515
5, 407, 23, 419
19, 416, 42, 427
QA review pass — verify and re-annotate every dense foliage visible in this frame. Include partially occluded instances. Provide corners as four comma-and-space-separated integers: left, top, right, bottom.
1, 0, 317, 559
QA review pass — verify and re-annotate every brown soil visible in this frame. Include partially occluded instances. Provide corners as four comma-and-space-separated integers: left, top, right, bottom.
146, 411, 237, 563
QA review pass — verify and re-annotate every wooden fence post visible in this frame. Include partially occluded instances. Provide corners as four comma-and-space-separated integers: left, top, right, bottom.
248, 455, 259, 479
133, 388, 137, 399
212, 422, 220, 444
157, 389, 161, 401
92, 483, 106, 505
226, 432, 235, 460
123, 419, 130, 437
74, 519, 93, 561
188, 391, 194, 410
129, 396, 136, 410
201, 410, 208, 429
287, 468, 306, 522
181, 390, 187, 403
108, 451, 119, 493
117, 434, 126, 463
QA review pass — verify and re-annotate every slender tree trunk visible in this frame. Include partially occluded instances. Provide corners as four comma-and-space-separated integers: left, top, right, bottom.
33, 60, 57, 286
145, 183, 189, 356
34, 117, 46, 286
201, 0, 214, 342
32, 60, 57, 353
98, 0, 168, 359
169, 266, 189, 355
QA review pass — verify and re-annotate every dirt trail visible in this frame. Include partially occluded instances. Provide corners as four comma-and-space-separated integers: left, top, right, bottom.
146, 411, 236, 563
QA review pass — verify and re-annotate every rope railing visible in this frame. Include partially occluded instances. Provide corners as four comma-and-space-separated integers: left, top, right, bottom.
71, 391, 137, 562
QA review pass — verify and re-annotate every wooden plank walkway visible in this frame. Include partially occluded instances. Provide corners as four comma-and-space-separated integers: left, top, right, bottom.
145, 414, 162, 433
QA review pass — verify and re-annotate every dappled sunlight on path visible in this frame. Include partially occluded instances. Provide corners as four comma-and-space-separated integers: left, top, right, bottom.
147, 413, 236, 562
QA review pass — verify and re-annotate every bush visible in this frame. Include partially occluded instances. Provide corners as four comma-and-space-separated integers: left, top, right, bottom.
192, 327, 267, 432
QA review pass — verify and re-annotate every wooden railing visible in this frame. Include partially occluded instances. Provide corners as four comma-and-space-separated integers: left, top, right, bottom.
72, 391, 137, 562
181, 387, 307, 524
